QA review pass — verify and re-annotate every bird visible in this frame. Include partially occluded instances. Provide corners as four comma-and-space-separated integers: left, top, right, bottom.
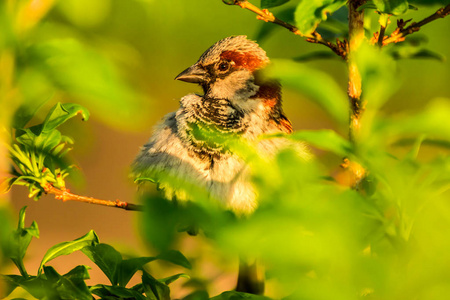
131, 35, 308, 294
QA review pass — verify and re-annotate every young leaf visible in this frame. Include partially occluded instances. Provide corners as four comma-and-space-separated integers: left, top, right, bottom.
157, 250, 192, 269
41, 102, 89, 133
267, 60, 348, 125
261, 0, 290, 9
38, 230, 99, 273
142, 271, 170, 300
81, 243, 122, 285
117, 256, 157, 287
295, 0, 346, 35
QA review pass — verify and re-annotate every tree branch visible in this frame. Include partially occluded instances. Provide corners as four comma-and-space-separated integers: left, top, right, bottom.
383, 4, 450, 46
43, 183, 144, 211
222, 0, 347, 59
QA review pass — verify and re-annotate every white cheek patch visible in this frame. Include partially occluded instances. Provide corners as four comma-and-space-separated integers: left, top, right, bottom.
208, 70, 259, 101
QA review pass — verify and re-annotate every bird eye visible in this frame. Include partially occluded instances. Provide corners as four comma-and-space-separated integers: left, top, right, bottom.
218, 61, 230, 72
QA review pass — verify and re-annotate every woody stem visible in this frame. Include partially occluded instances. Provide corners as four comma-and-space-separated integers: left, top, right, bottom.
347, 0, 366, 188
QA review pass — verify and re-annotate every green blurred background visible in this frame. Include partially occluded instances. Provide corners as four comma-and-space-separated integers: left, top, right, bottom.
4, 0, 450, 298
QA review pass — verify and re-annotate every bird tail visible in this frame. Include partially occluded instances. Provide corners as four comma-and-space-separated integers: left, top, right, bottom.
236, 257, 264, 295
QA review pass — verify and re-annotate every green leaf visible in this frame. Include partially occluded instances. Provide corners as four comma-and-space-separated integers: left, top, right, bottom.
6, 207, 39, 277
81, 243, 122, 285
1, 275, 48, 299
157, 250, 192, 269
267, 60, 348, 125
142, 271, 170, 300
182, 290, 209, 300
210, 291, 272, 300
294, 0, 346, 35
38, 230, 99, 273
275, 129, 352, 156
61, 266, 90, 282
372, 0, 410, 15
117, 256, 157, 287
42, 267, 92, 300
261, 0, 290, 8
41, 102, 89, 133
91, 284, 147, 300
159, 273, 190, 285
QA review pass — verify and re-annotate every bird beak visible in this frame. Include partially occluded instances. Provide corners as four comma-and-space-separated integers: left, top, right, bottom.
175, 64, 207, 84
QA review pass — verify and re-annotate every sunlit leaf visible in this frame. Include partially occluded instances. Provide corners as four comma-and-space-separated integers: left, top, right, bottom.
268, 60, 348, 125
373, 0, 409, 15
38, 230, 99, 273
294, 0, 346, 35
285, 129, 352, 156
41, 103, 89, 133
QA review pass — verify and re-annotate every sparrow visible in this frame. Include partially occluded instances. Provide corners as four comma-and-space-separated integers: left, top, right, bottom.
132, 35, 299, 214
132, 35, 307, 294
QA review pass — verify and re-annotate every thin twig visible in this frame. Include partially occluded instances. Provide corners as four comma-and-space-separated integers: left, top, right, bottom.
377, 24, 387, 47
383, 4, 450, 46
43, 183, 144, 211
223, 0, 347, 59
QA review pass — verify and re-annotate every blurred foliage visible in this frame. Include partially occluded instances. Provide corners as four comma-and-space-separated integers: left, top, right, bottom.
1, 207, 191, 299
1, 0, 450, 299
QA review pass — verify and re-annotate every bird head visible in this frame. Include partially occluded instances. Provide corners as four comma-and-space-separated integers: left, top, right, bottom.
175, 36, 272, 104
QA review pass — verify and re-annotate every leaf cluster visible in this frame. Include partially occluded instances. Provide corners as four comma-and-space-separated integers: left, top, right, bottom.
3, 102, 89, 200
1, 207, 192, 300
